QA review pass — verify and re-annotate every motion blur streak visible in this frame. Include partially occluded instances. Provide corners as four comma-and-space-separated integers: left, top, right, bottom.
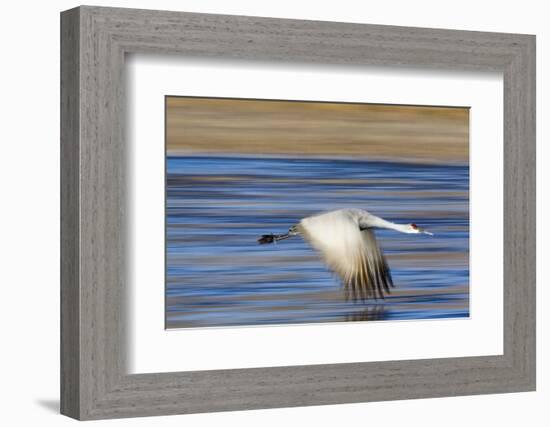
166, 156, 469, 328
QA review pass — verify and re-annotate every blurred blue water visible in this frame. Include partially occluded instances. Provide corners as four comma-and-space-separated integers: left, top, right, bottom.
166, 155, 469, 328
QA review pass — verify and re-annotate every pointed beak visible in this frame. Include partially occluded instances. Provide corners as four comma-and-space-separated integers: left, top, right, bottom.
416, 226, 433, 236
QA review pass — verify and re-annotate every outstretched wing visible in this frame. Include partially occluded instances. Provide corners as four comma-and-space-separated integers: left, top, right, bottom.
299, 211, 393, 301
352, 229, 394, 300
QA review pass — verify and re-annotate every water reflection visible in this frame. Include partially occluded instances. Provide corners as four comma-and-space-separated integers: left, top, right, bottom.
345, 305, 387, 322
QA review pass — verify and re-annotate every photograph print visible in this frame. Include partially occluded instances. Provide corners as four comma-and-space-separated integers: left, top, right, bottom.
165, 96, 469, 329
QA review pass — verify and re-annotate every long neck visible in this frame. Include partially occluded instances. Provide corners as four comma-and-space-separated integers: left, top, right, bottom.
369, 216, 412, 234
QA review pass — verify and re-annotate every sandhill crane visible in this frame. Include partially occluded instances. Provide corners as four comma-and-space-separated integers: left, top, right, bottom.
258, 208, 433, 302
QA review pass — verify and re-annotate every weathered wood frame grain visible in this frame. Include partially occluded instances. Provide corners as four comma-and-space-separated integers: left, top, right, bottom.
60, 5, 536, 420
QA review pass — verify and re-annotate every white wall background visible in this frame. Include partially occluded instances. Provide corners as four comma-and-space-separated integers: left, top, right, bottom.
0, 0, 546, 425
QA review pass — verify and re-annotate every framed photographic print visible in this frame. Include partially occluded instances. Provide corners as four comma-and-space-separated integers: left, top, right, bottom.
61, 5, 536, 420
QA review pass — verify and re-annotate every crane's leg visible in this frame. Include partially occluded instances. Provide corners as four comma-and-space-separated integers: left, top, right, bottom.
257, 225, 300, 245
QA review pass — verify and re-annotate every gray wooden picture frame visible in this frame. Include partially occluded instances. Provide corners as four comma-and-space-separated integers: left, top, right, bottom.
60, 5, 536, 420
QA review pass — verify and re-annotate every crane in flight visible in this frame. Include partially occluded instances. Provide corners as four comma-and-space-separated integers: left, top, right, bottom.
258, 208, 433, 302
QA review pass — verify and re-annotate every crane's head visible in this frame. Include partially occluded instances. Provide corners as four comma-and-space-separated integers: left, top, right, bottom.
407, 223, 434, 236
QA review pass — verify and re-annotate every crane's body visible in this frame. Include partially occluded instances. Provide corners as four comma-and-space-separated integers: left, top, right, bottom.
258, 208, 432, 302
